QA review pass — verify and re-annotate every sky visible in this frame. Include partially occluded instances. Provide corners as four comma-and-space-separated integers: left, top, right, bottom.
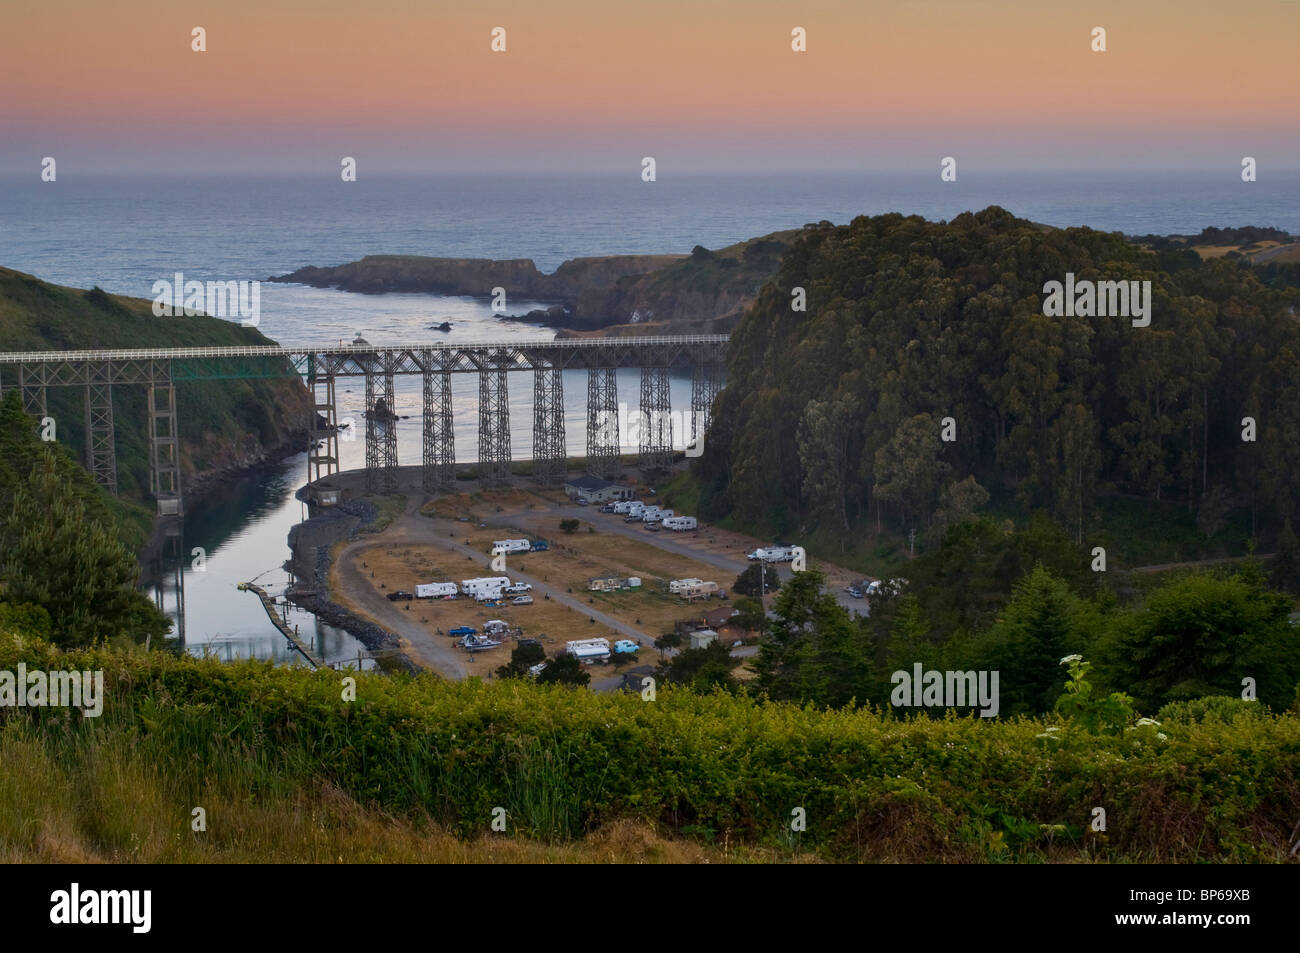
1, 0, 1298, 174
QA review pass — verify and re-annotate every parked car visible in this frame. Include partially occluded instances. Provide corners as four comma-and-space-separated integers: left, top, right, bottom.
624, 514, 642, 522
613, 639, 639, 654
512, 595, 534, 605
575, 498, 589, 506
386, 590, 414, 601
846, 587, 863, 599
644, 521, 662, 532
530, 539, 550, 551
503, 583, 533, 595
448, 626, 476, 637
598, 503, 616, 513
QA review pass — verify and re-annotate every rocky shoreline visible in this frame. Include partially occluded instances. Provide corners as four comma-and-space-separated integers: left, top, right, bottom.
283, 493, 418, 674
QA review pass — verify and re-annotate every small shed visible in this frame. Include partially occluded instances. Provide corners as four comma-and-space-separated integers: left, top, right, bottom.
309, 482, 342, 507
689, 629, 718, 649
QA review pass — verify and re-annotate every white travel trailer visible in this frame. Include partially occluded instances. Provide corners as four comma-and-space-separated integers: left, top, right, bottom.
668, 577, 705, 594
678, 581, 719, 600
461, 575, 511, 597
662, 516, 697, 531
566, 638, 611, 663
747, 545, 797, 563
416, 582, 458, 599
492, 539, 532, 554
612, 501, 636, 514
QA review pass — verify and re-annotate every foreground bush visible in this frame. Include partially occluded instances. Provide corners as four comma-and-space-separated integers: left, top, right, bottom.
2, 632, 1297, 863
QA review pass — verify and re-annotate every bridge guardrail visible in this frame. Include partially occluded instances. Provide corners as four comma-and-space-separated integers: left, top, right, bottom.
0, 334, 730, 364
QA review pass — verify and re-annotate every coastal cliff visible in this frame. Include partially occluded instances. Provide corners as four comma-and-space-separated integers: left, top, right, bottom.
270, 229, 800, 332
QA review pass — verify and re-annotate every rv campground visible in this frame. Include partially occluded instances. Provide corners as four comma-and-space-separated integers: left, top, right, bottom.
321, 477, 871, 683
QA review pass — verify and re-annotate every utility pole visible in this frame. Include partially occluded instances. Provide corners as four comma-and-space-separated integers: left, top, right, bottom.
909, 527, 915, 555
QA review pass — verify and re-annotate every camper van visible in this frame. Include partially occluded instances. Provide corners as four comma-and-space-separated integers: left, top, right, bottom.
415, 582, 458, 599
662, 516, 697, 531
566, 638, 611, 663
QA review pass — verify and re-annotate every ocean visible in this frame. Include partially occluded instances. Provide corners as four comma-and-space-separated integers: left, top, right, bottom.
1, 170, 1295, 663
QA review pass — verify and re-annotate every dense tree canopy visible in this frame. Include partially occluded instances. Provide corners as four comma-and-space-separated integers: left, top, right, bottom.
697, 208, 1300, 549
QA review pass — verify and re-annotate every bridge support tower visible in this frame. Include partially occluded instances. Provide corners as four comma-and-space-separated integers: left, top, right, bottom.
585, 367, 620, 478
422, 366, 455, 491
478, 364, 512, 485
639, 366, 673, 473
532, 365, 566, 486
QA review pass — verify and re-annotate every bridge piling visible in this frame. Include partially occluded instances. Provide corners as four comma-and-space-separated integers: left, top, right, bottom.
422, 365, 455, 491
531, 365, 566, 485
148, 381, 182, 516
307, 360, 339, 485
691, 363, 724, 446
478, 362, 511, 484
639, 366, 673, 472
586, 367, 619, 478
84, 375, 118, 494
364, 364, 398, 493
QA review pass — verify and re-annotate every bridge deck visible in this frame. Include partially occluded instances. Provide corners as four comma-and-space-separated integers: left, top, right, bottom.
0, 334, 729, 364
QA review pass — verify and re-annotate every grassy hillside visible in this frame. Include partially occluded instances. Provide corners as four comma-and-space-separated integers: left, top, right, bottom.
0, 268, 313, 513
2, 630, 1295, 863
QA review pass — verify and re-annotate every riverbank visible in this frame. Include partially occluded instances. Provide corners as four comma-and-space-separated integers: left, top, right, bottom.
283, 483, 418, 673
135, 425, 314, 572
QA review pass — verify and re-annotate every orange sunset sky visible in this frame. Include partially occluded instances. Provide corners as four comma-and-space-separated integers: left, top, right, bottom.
1, 0, 1297, 173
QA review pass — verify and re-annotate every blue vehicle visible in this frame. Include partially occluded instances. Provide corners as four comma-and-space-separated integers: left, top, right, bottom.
530, 539, 549, 552
448, 626, 477, 638
613, 639, 639, 654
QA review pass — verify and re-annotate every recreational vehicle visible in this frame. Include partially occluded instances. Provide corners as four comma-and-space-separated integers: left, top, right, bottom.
416, 582, 458, 599
566, 638, 612, 663
492, 539, 532, 554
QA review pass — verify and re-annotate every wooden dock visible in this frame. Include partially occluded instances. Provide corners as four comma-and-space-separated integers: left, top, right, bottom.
238, 582, 323, 669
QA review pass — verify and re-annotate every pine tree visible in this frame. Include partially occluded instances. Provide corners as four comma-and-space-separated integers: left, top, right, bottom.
0, 448, 169, 647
